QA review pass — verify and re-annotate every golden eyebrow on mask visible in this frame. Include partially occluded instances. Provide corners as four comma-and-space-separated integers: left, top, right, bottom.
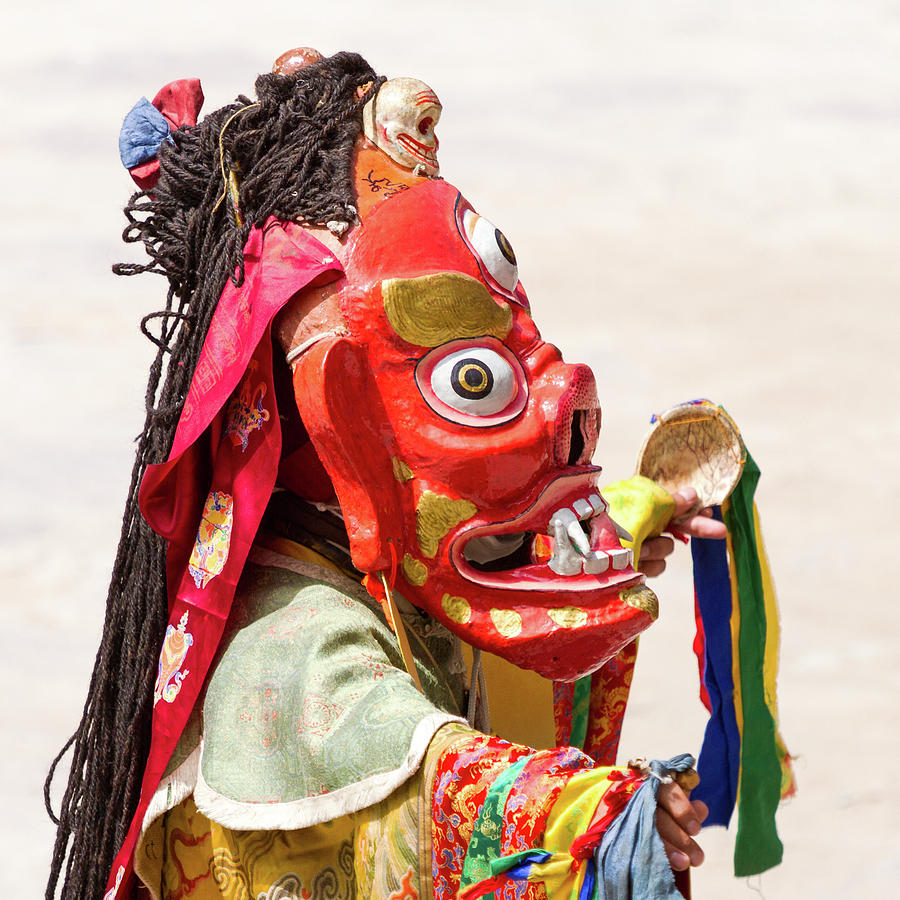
381, 272, 513, 347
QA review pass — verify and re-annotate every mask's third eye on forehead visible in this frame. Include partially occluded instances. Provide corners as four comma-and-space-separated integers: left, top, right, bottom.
455, 198, 521, 302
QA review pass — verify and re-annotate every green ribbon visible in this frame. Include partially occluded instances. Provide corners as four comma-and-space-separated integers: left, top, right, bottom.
460, 755, 533, 888
570, 675, 592, 750
724, 451, 784, 876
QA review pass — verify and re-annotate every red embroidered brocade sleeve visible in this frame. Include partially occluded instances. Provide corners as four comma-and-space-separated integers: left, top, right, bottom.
428, 724, 645, 900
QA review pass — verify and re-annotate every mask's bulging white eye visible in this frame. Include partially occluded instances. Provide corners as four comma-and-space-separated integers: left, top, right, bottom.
415, 340, 528, 427
432, 347, 517, 415
462, 208, 519, 293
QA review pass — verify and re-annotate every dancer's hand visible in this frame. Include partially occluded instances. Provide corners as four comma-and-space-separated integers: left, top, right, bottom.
638, 488, 726, 577
656, 781, 709, 870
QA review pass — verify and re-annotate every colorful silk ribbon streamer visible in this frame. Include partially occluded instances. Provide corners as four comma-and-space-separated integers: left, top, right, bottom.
691, 450, 794, 877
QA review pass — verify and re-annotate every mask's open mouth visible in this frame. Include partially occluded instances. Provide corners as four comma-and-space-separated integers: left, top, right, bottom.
451, 470, 642, 592
462, 531, 534, 571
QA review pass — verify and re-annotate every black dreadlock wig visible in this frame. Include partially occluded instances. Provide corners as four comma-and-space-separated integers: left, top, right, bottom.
44, 51, 381, 900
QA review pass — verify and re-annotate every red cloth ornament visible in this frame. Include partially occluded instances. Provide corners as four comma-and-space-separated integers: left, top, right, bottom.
103, 219, 341, 899
128, 79, 204, 190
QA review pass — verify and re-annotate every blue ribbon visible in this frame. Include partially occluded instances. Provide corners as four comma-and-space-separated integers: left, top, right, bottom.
579, 857, 597, 900
691, 506, 741, 826
500, 849, 553, 879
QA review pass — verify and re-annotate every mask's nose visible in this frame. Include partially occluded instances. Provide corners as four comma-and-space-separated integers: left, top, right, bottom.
554, 364, 601, 467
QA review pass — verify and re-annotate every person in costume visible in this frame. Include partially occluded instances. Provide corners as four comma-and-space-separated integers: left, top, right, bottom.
45, 50, 729, 900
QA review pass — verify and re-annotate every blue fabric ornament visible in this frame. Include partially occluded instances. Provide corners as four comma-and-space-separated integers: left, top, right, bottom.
119, 98, 173, 169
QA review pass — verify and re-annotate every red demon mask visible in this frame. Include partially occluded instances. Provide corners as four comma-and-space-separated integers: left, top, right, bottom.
290, 178, 657, 681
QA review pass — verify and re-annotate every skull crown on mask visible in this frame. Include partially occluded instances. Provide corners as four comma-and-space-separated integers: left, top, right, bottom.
363, 77, 442, 176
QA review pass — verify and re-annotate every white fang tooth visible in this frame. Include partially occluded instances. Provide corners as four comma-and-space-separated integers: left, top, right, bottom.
550, 508, 590, 557
588, 493, 607, 514
573, 499, 593, 520
548, 512, 583, 576
583, 550, 610, 574
612, 520, 634, 543
609, 548, 631, 571
549, 507, 579, 532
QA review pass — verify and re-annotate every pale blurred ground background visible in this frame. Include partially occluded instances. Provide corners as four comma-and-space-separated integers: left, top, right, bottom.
2, 1, 898, 897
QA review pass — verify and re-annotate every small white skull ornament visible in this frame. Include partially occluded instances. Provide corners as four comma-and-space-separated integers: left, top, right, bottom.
363, 77, 442, 176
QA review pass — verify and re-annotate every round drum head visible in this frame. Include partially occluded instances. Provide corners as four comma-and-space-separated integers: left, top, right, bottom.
636, 400, 745, 508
